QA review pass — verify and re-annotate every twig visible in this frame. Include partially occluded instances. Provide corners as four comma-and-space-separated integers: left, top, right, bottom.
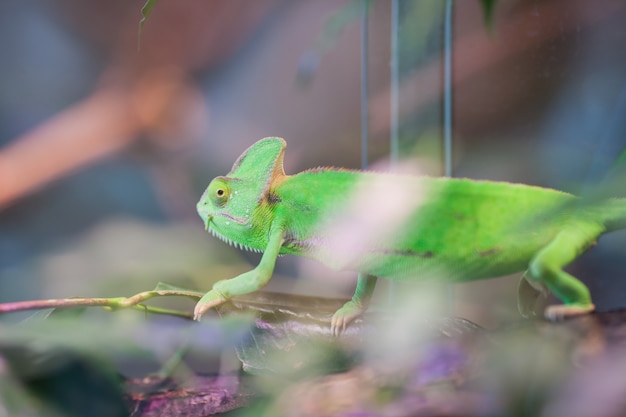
0, 289, 203, 319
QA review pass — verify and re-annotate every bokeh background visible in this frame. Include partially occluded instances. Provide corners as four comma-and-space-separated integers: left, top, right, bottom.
1, 0, 626, 327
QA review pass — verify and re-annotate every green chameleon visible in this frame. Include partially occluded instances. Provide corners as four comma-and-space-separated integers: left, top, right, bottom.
195, 137, 626, 334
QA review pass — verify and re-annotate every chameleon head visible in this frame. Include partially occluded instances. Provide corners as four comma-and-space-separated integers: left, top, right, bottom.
196, 176, 264, 251
197, 137, 287, 252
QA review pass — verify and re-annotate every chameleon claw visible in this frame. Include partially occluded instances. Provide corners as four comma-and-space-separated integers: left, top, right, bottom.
330, 300, 366, 336
330, 317, 350, 337
193, 289, 228, 321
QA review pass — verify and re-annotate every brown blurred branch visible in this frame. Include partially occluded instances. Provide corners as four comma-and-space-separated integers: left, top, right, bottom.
0, 1, 282, 210
0, 288, 203, 318
0, 68, 195, 209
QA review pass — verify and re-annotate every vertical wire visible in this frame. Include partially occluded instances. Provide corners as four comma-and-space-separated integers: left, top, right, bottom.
388, 0, 400, 306
443, 0, 454, 178
443, 0, 455, 313
390, 0, 400, 167
361, 0, 369, 170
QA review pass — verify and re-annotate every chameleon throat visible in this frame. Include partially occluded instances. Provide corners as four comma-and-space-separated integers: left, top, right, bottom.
207, 227, 263, 253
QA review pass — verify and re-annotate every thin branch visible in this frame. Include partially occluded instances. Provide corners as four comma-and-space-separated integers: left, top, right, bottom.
0, 289, 203, 319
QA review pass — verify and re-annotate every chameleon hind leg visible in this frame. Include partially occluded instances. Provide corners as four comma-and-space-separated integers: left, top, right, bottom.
331, 274, 377, 336
526, 224, 603, 320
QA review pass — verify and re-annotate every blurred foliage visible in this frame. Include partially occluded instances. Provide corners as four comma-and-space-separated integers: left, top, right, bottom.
138, 0, 160, 46
0, 219, 247, 305
297, 0, 500, 85
481, 0, 499, 32
5, 0, 626, 415
137, 0, 501, 83
0, 218, 257, 415
223, 310, 626, 417
396, 0, 448, 73
297, 0, 371, 86
0, 310, 252, 416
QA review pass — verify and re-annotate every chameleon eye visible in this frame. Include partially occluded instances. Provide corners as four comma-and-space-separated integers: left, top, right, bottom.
210, 182, 230, 207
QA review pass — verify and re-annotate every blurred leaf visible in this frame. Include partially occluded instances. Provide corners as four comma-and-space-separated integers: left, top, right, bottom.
138, 0, 160, 49
607, 148, 626, 178
20, 308, 57, 322
0, 359, 39, 417
48, 307, 88, 319
34, 220, 232, 300
153, 281, 199, 293
0, 346, 128, 416
20, 307, 87, 322
397, 0, 447, 72
0, 314, 252, 372
26, 354, 128, 417
480, 0, 498, 33
297, 0, 372, 86
320, 0, 371, 50
0, 316, 253, 415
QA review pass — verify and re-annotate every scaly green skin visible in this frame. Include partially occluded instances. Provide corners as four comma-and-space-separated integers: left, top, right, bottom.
195, 137, 626, 334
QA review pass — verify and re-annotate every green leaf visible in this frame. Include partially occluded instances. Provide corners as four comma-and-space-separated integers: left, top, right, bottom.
480, 0, 498, 33
138, 0, 160, 50
153, 281, 199, 293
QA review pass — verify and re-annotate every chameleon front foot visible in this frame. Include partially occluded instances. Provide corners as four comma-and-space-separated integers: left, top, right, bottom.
193, 289, 228, 321
544, 303, 595, 321
330, 300, 366, 337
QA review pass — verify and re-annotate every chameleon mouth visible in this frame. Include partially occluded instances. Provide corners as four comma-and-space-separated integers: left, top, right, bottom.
206, 218, 262, 253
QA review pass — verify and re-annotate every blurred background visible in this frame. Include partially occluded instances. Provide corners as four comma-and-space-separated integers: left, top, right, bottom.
1, 0, 626, 327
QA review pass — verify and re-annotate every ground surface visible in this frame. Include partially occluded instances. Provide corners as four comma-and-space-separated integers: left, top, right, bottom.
126, 293, 626, 417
